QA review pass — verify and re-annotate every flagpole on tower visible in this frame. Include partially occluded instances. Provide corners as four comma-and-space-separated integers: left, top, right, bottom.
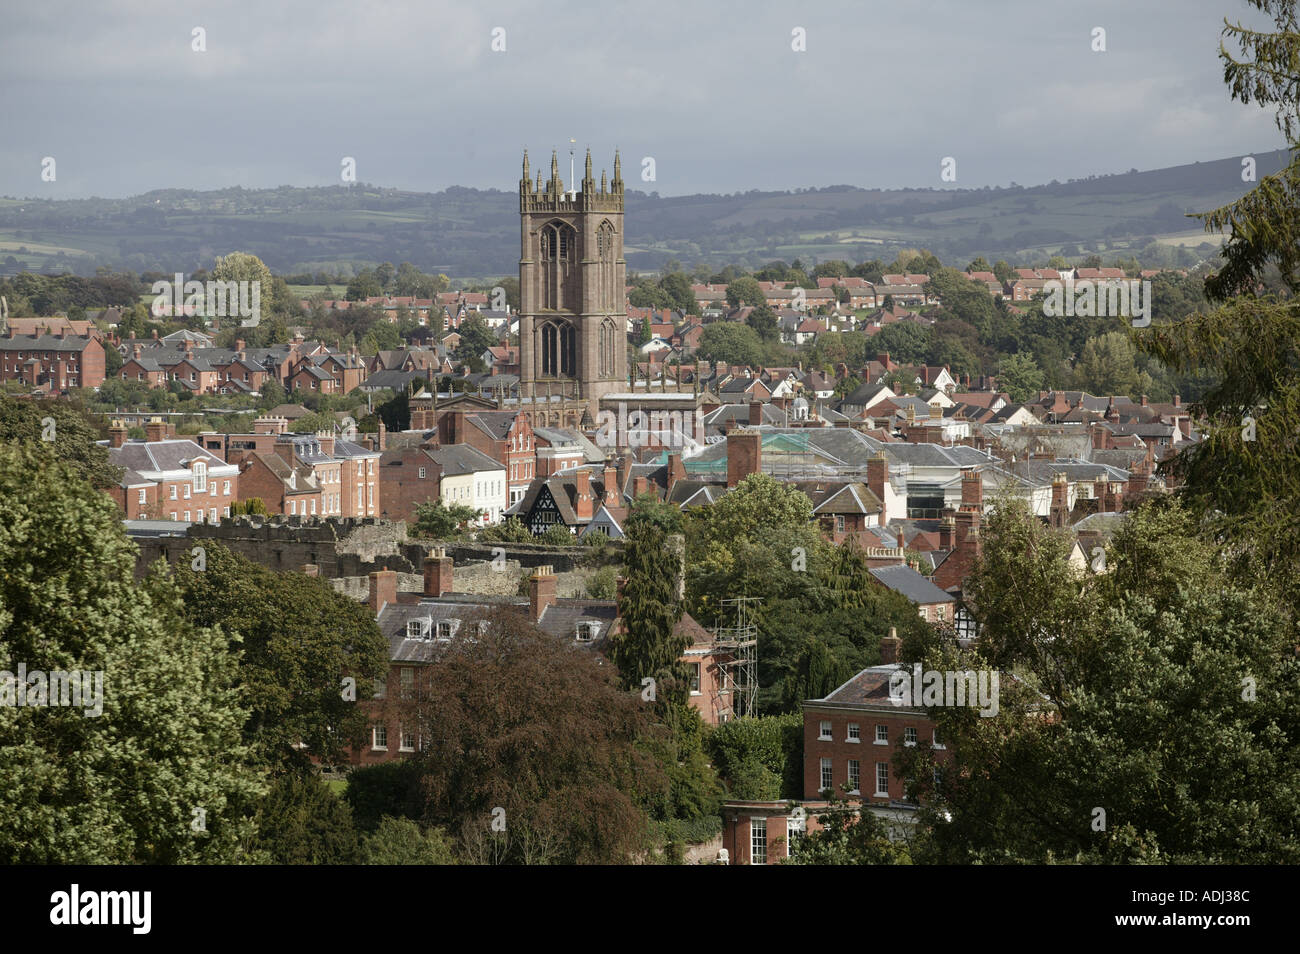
569, 138, 576, 199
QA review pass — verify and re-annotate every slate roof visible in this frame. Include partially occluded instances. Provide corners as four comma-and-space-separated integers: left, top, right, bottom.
869, 563, 955, 605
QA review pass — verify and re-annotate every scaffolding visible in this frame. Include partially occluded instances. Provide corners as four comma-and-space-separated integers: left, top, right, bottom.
714, 597, 760, 719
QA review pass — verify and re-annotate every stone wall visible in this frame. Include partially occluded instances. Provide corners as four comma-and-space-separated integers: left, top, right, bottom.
130, 515, 622, 586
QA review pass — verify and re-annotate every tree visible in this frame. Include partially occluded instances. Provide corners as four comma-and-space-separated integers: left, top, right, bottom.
173, 543, 389, 771
996, 352, 1045, 402
746, 304, 779, 341
453, 313, 496, 369
402, 609, 664, 864
411, 499, 483, 538
1072, 332, 1152, 398
786, 796, 912, 865
660, 271, 696, 314
870, 322, 930, 365
902, 500, 1300, 863
346, 270, 382, 302
696, 321, 762, 367
607, 499, 687, 701
251, 774, 358, 864
229, 497, 270, 517
725, 276, 765, 308
0, 444, 264, 863
359, 816, 458, 865
211, 252, 273, 326
0, 395, 121, 490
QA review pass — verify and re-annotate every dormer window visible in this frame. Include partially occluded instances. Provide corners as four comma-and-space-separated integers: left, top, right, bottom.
437, 620, 459, 642
407, 618, 431, 640
575, 621, 601, 642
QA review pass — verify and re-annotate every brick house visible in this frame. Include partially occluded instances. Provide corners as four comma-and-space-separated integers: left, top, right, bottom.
105, 419, 239, 522
0, 331, 106, 391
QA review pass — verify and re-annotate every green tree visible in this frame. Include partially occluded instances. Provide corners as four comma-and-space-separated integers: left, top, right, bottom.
746, 304, 779, 341
786, 796, 912, 865
0, 395, 121, 490
252, 774, 358, 864
996, 352, 1045, 402
696, 321, 763, 367
173, 544, 388, 771
607, 501, 687, 701
453, 313, 496, 369
1072, 331, 1152, 398
412, 499, 483, 538
359, 816, 458, 864
0, 444, 264, 863
726, 276, 765, 308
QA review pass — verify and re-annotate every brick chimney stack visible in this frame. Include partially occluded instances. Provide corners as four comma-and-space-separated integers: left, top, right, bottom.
748, 400, 763, 426
632, 474, 650, 498
1049, 473, 1070, 528
529, 565, 557, 622
1094, 477, 1109, 513
368, 567, 397, 614
726, 428, 762, 488
423, 546, 454, 598
108, 419, 128, 448
667, 452, 686, 489
939, 512, 956, 549
960, 468, 982, 509
145, 417, 168, 443
602, 464, 619, 507
880, 627, 901, 664
866, 452, 888, 523
574, 468, 594, 521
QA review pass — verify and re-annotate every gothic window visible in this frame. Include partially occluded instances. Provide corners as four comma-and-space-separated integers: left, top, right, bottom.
540, 221, 577, 310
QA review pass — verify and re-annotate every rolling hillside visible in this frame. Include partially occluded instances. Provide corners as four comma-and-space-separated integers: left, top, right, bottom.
0, 149, 1287, 279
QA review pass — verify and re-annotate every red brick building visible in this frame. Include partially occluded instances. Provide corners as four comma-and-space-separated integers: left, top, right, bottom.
105, 419, 240, 522
0, 331, 106, 391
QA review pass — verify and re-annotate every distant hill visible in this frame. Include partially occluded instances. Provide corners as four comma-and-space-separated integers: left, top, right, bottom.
0, 149, 1289, 279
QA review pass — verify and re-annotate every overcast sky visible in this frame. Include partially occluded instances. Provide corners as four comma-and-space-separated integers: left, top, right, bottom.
0, 0, 1286, 199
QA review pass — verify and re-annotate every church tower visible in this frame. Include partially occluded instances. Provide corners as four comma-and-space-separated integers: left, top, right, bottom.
518, 147, 626, 419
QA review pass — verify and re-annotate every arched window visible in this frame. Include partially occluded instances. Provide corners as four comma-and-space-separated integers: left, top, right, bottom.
597, 220, 616, 310
540, 220, 577, 310
192, 461, 207, 493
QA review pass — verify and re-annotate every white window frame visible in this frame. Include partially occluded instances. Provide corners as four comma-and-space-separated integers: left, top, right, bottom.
905, 726, 918, 747
847, 759, 860, 795
372, 724, 387, 751
875, 724, 888, 744
819, 720, 832, 741
819, 757, 833, 793
750, 817, 767, 866
875, 762, 889, 797
847, 722, 860, 742
192, 461, 207, 492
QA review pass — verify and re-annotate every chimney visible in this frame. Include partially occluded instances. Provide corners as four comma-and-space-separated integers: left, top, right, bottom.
575, 468, 594, 521
929, 403, 942, 420
133, 344, 142, 360
318, 434, 335, 456
617, 456, 631, 498
725, 429, 762, 489
145, 417, 168, 443
667, 451, 685, 489
748, 400, 763, 426
939, 513, 956, 549
423, 546, 454, 598
108, 419, 128, 448
603, 464, 619, 507
301, 564, 319, 578
529, 565, 557, 622
1049, 473, 1070, 528
1140, 394, 1149, 407
235, 339, 246, 352
368, 567, 397, 614
1173, 394, 1181, 408
632, 474, 650, 498
866, 452, 888, 522
377, 418, 387, 451
1094, 477, 1109, 513
880, 627, 901, 664
960, 469, 982, 509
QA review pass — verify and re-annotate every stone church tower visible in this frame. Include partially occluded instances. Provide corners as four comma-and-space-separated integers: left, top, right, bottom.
518, 147, 626, 419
